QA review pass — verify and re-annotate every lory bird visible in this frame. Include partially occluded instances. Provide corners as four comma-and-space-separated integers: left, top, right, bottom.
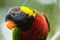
5, 6, 50, 40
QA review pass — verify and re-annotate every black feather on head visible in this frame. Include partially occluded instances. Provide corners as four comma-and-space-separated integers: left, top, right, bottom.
5, 6, 35, 31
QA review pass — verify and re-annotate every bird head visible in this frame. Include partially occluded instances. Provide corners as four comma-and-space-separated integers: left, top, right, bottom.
5, 6, 37, 31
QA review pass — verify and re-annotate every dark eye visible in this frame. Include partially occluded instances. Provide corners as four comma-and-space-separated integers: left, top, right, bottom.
11, 11, 16, 17
11, 13, 16, 17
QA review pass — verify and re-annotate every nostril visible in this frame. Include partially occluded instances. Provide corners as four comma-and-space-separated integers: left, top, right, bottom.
12, 13, 16, 16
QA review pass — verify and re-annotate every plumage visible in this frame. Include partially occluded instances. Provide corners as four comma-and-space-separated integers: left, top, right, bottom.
5, 6, 50, 40
20, 15, 50, 40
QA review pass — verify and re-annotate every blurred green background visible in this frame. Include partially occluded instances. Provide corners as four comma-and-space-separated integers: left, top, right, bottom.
0, 0, 60, 40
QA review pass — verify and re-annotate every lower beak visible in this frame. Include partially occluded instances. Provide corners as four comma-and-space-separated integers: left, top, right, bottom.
5, 20, 17, 30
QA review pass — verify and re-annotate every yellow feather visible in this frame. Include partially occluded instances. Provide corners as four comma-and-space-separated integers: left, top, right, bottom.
20, 6, 37, 17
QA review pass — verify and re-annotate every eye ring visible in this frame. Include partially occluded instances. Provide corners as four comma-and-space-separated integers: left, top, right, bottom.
11, 13, 16, 17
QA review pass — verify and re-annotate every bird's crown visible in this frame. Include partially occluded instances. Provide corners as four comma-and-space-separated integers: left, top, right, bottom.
20, 6, 37, 17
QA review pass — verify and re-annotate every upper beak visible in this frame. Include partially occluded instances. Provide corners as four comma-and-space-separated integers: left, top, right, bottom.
5, 20, 17, 30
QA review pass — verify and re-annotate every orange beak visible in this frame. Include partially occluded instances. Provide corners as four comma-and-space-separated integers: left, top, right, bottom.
5, 20, 17, 30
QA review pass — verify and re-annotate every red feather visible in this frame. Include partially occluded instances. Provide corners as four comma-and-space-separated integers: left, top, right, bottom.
21, 15, 50, 40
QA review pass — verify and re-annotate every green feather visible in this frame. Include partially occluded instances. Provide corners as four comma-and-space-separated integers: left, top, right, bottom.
12, 27, 21, 40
